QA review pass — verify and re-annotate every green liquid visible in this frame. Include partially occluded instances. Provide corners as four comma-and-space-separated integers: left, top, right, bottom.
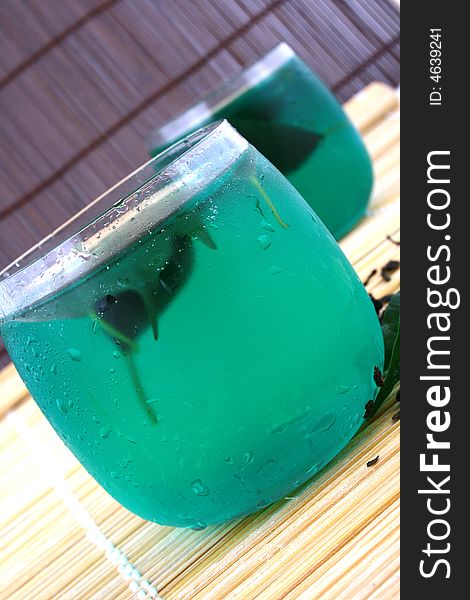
1, 155, 382, 527
152, 57, 373, 239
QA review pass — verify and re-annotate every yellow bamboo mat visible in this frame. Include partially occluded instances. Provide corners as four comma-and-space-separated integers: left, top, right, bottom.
0, 83, 400, 600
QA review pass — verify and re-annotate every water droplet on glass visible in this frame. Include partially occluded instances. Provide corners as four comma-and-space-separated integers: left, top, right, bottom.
27, 337, 40, 357
257, 234, 272, 250
190, 521, 207, 531
310, 413, 337, 433
242, 450, 255, 466
224, 457, 233, 464
268, 266, 282, 275
100, 425, 112, 439
191, 478, 210, 496
306, 461, 324, 475
56, 398, 68, 414
256, 459, 275, 474
261, 219, 275, 232
67, 348, 82, 362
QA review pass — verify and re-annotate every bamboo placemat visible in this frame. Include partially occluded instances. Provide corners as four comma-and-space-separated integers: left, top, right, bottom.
0, 82, 400, 600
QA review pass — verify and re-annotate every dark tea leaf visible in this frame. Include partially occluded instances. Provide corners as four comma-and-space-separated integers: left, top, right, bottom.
232, 115, 324, 174
146, 233, 195, 339
92, 233, 195, 425
93, 233, 195, 346
373, 327, 400, 413
373, 366, 384, 387
367, 292, 400, 418
95, 290, 148, 348
380, 260, 400, 282
126, 352, 158, 424
381, 292, 400, 370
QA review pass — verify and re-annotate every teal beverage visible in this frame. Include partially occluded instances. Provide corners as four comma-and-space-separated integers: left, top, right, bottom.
150, 43, 373, 239
0, 122, 383, 528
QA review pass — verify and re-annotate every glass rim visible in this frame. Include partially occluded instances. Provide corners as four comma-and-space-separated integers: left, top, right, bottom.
0, 119, 249, 321
149, 42, 296, 151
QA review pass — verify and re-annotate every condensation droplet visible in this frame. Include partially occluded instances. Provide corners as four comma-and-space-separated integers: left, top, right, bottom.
306, 460, 324, 475
261, 219, 275, 232
257, 234, 272, 250
56, 398, 68, 414
190, 521, 207, 531
191, 478, 210, 496
100, 425, 112, 439
310, 413, 337, 433
256, 459, 275, 474
67, 348, 82, 362
242, 450, 255, 466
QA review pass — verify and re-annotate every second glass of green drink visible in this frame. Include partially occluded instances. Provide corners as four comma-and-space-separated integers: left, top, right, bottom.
0, 121, 383, 528
150, 43, 373, 239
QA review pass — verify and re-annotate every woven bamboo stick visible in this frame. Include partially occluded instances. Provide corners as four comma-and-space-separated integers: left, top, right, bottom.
363, 114, 400, 161
343, 83, 398, 133
289, 501, 399, 599
0, 364, 28, 417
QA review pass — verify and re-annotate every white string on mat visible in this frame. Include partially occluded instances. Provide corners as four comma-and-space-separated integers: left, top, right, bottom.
8, 409, 161, 600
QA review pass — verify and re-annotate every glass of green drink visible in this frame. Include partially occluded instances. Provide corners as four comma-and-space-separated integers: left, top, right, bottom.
0, 121, 382, 528
150, 43, 373, 239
